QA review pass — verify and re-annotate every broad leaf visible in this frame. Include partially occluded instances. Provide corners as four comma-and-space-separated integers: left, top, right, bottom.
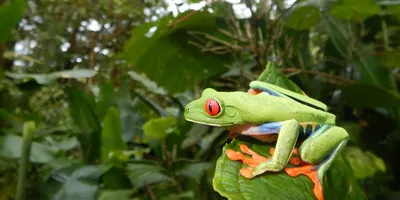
98, 189, 136, 200
67, 88, 101, 162
40, 164, 102, 200
376, 50, 400, 69
0, 0, 25, 43
6, 69, 97, 85
128, 71, 167, 95
126, 162, 172, 188
96, 84, 116, 121
213, 138, 366, 200
330, 0, 380, 21
177, 162, 212, 183
257, 62, 305, 95
101, 107, 127, 162
341, 83, 400, 108
142, 117, 177, 142
121, 11, 229, 94
284, 1, 320, 30
0, 134, 59, 163
344, 147, 386, 179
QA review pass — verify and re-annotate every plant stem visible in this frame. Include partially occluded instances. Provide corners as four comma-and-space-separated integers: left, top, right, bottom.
16, 121, 35, 200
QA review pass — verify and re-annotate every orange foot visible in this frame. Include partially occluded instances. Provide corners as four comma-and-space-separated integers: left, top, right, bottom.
285, 165, 323, 200
226, 144, 270, 178
269, 147, 303, 166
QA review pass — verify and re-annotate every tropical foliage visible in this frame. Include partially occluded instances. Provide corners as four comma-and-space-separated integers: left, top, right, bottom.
1, 0, 399, 199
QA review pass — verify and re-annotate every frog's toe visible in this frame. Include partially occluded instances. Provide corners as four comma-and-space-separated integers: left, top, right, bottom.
226, 149, 243, 161
269, 148, 275, 155
239, 167, 255, 179
239, 144, 270, 163
284, 165, 323, 200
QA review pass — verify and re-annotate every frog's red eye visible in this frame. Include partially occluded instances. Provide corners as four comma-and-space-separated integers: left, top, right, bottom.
204, 98, 221, 116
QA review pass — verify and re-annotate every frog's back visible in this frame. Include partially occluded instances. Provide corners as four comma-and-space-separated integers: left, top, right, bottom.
224, 91, 335, 125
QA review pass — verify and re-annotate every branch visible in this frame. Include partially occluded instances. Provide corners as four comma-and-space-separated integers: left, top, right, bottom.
279, 68, 355, 85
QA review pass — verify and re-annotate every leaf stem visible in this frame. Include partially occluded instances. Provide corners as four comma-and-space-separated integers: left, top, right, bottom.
16, 121, 35, 200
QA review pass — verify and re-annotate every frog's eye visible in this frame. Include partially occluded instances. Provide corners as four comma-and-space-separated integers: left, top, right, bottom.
204, 98, 221, 116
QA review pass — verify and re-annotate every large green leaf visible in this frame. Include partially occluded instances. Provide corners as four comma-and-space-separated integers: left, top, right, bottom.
0, 0, 25, 43
213, 138, 366, 200
177, 162, 212, 183
101, 107, 127, 162
284, 1, 321, 30
126, 162, 172, 188
257, 62, 305, 95
40, 164, 102, 200
67, 88, 100, 132
0, 134, 59, 163
330, 0, 380, 21
67, 88, 101, 162
344, 147, 386, 179
96, 84, 116, 121
120, 11, 229, 94
98, 189, 136, 200
142, 117, 177, 142
341, 83, 400, 108
6, 69, 97, 85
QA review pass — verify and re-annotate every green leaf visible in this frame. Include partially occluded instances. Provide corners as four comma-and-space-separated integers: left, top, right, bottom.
126, 162, 172, 188
340, 123, 362, 145
6, 69, 97, 85
177, 162, 212, 183
128, 71, 167, 95
341, 83, 400, 108
67, 88, 100, 132
257, 62, 305, 95
101, 107, 127, 162
67, 88, 101, 162
0, 0, 25, 43
285, 1, 320, 30
213, 138, 366, 200
377, 50, 400, 69
142, 117, 177, 141
161, 191, 194, 200
0, 134, 59, 163
330, 0, 380, 21
352, 55, 396, 91
324, 16, 351, 58
96, 83, 116, 121
98, 189, 136, 200
344, 147, 386, 179
40, 164, 102, 200
120, 11, 228, 94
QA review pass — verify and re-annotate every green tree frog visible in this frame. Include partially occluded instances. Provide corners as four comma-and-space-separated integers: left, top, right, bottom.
184, 80, 349, 200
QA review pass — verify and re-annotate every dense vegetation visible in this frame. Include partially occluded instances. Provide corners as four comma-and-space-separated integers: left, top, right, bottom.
1, 0, 400, 199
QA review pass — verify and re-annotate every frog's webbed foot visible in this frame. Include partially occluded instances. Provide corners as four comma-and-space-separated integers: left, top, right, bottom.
226, 145, 303, 178
226, 144, 270, 178
285, 165, 322, 200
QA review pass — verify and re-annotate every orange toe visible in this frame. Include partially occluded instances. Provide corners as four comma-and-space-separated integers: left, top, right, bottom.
284, 165, 323, 200
240, 144, 250, 152
289, 157, 303, 166
292, 148, 299, 155
239, 168, 254, 179
269, 148, 275, 155
226, 149, 243, 161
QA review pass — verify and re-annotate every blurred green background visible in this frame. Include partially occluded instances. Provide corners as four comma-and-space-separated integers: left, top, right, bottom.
1, 0, 400, 199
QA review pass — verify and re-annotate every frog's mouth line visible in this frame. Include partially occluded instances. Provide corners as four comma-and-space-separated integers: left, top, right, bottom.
185, 118, 232, 127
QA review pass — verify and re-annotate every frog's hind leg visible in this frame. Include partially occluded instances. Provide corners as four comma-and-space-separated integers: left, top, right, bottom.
285, 125, 349, 200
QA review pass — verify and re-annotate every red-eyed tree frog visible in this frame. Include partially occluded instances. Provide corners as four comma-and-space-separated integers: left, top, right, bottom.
184, 80, 349, 200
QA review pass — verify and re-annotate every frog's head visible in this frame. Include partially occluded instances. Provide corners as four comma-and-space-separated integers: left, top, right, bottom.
184, 88, 245, 127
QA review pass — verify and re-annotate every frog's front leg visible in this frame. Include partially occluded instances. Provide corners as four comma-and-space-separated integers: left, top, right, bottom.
227, 119, 299, 178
